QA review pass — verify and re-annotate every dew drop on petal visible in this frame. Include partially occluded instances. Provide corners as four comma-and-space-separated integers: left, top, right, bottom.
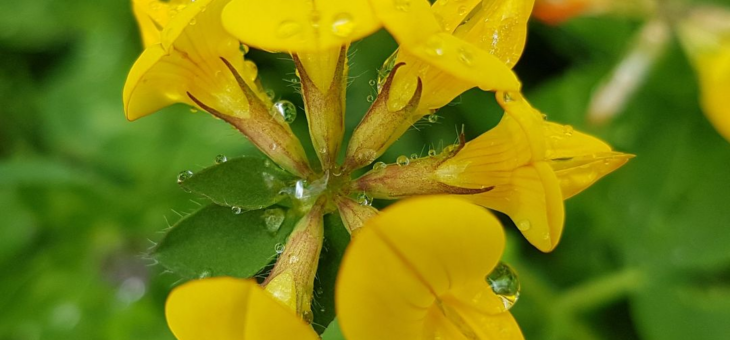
564, 125, 574, 136
272, 100, 297, 123
277, 20, 302, 39
231, 206, 243, 215
410, 153, 419, 160
214, 154, 227, 164
189, 107, 198, 113
239, 43, 250, 55
366, 94, 375, 103
458, 46, 474, 66
373, 161, 387, 170
394, 0, 411, 12
368, 79, 377, 87
265, 89, 276, 100
487, 262, 520, 311
331, 13, 356, 38
396, 155, 410, 166
425, 35, 445, 57
516, 220, 531, 231
177, 170, 193, 184
428, 148, 437, 157
427, 113, 438, 123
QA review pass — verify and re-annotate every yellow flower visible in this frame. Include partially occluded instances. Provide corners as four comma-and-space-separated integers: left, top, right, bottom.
165, 197, 523, 339
124, 0, 312, 177
344, 0, 531, 170
354, 93, 631, 252
166, 277, 319, 340
337, 196, 523, 339
678, 6, 730, 143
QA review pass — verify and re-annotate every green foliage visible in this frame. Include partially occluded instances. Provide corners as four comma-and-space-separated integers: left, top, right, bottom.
153, 204, 296, 279
179, 156, 296, 210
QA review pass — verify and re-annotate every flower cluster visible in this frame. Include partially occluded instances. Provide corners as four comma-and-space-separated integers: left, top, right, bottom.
125, 0, 631, 338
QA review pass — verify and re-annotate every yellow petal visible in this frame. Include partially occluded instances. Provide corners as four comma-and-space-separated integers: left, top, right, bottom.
436, 113, 532, 189
431, 0, 482, 34
337, 196, 519, 339
222, 0, 381, 52
497, 92, 548, 161
373, 0, 522, 113
132, 0, 169, 47
165, 277, 318, 340
551, 152, 632, 199
679, 8, 730, 142
123, 0, 256, 120
452, 0, 535, 68
463, 162, 565, 252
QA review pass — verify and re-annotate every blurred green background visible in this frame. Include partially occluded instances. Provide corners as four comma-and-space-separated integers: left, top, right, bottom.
1, 0, 730, 339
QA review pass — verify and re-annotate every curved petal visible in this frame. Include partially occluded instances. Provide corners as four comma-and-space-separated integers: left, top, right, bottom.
552, 152, 632, 199
337, 196, 514, 339
464, 162, 565, 252
123, 0, 257, 120
222, 0, 381, 52
166, 277, 319, 340
132, 0, 169, 47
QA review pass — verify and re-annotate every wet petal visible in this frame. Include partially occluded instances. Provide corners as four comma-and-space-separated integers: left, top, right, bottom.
337, 196, 510, 339
166, 277, 319, 340
222, 0, 381, 52
452, 0, 535, 68
124, 0, 257, 120
551, 152, 632, 199
464, 162, 564, 252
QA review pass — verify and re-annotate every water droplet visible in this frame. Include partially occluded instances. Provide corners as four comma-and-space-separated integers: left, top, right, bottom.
189, 18, 196, 25
239, 43, 250, 55
458, 46, 474, 66
373, 161, 387, 170
243, 60, 258, 81
410, 153, 418, 160
368, 79, 377, 87
564, 125, 574, 136
396, 155, 410, 166
487, 262, 520, 311
177, 170, 193, 183
231, 206, 243, 215
272, 100, 297, 123
275, 243, 286, 254
458, 5, 468, 15
443, 144, 458, 154
541, 113, 548, 120
320, 307, 326, 312
427, 113, 438, 123
277, 20, 302, 39
214, 154, 227, 164
377, 50, 399, 92
356, 192, 373, 206
366, 94, 375, 103
503, 92, 514, 103
426, 36, 445, 57
262, 208, 286, 234
199, 270, 212, 279
303, 310, 314, 323
265, 89, 275, 100
516, 220, 531, 231
294, 179, 308, 199
331, 13, 355, 37
288, 255, 299, 264
189, 107, 198, 113
394, 0, 411, 12
428, 148, 437, 157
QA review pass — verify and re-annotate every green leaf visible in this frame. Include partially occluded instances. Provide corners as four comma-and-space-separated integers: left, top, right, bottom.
321, 318, 345, 340
153, 204, 296, 279
312, 214, 351, 334
179, 156, 296, 210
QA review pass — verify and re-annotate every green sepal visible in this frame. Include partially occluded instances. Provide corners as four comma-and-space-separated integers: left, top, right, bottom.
179, 156, 296, 210
311, 213, 351, 334
152, 204, 297, 279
